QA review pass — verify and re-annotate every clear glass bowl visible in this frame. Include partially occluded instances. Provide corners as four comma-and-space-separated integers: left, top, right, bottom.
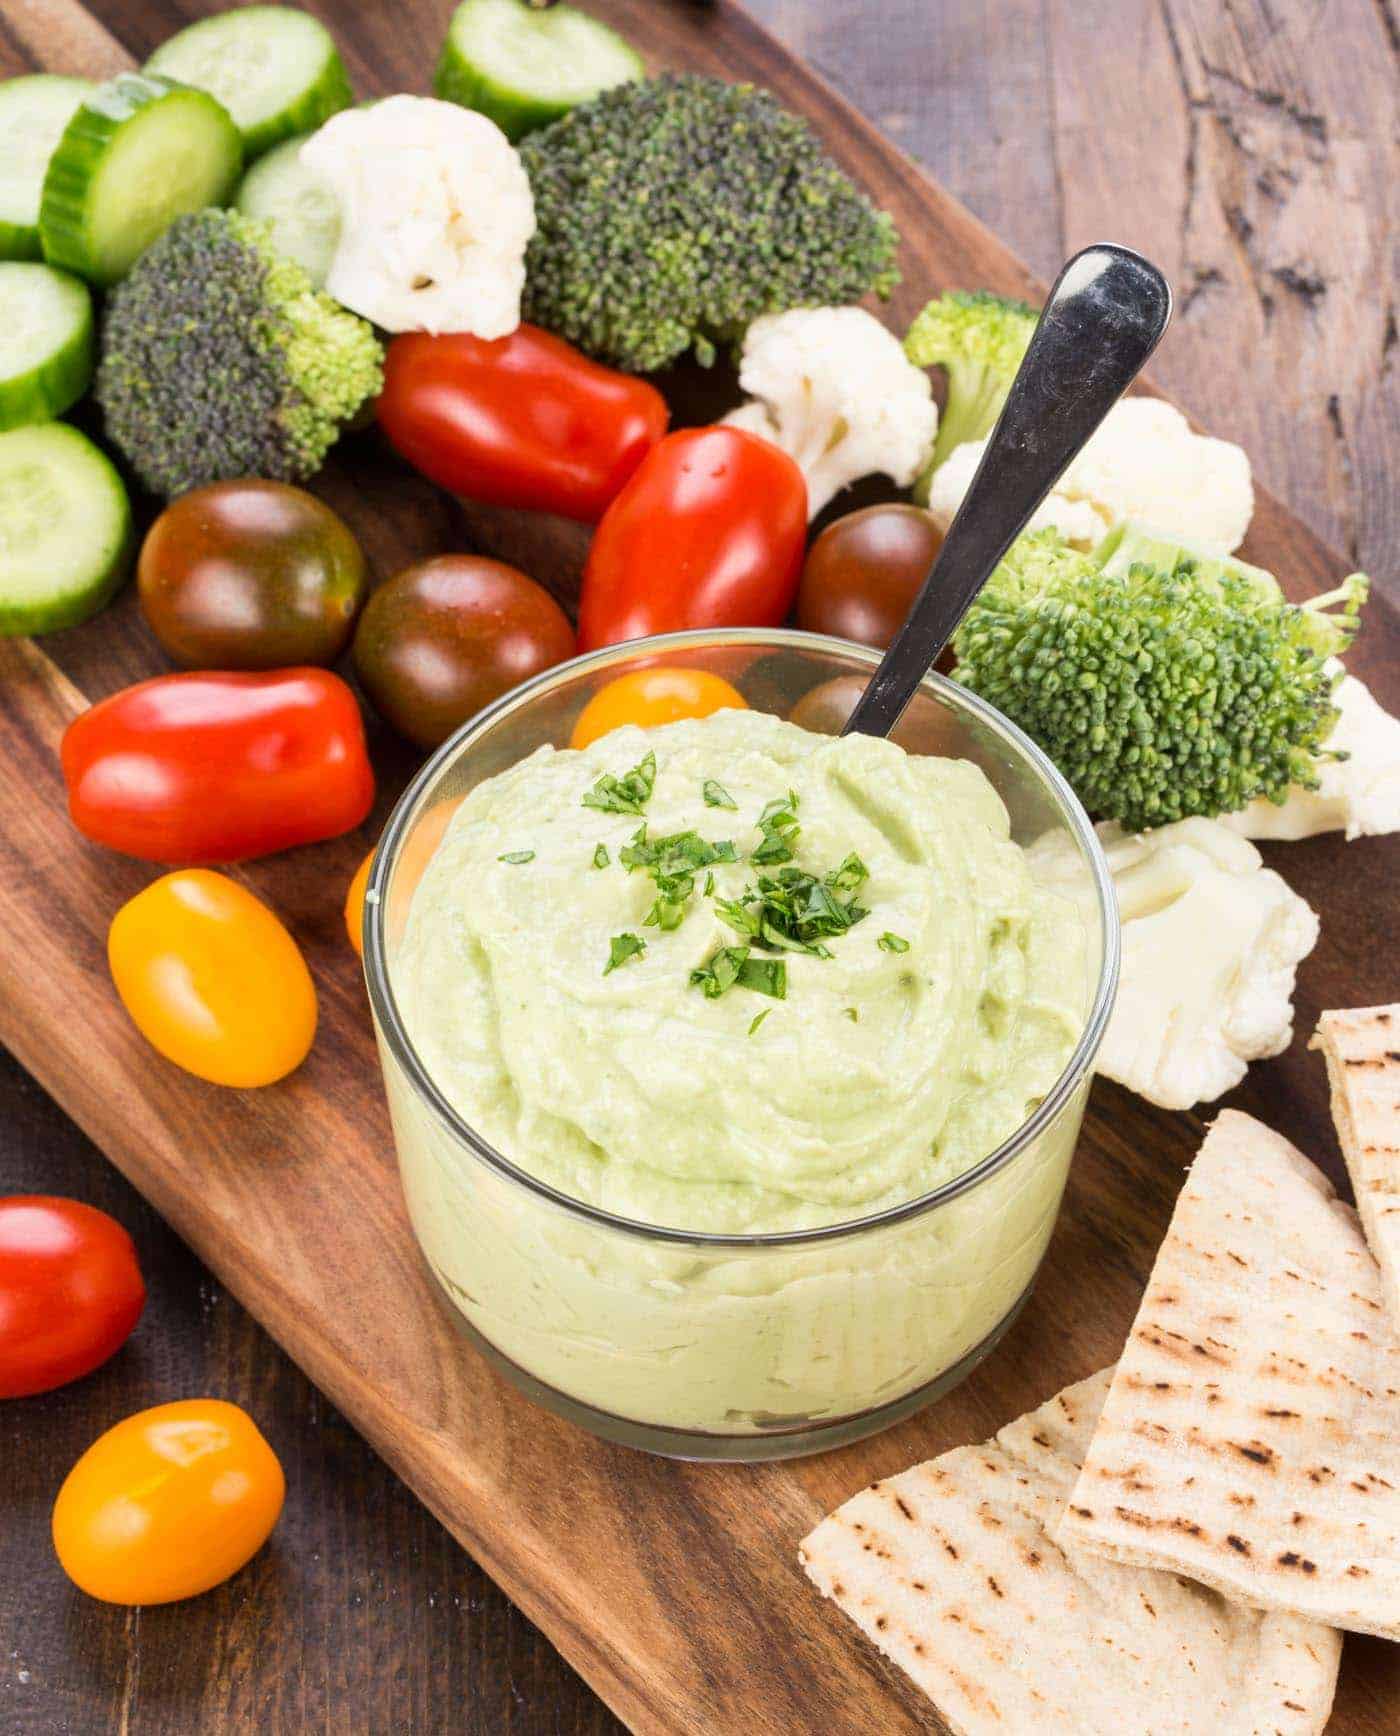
365, 629, 1119, 1461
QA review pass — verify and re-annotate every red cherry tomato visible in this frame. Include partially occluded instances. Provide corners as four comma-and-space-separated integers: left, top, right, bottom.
0, 1197, 145, 1398
577, 426, 808, 652
377, 325, 669, 523
62, 668, 374, 865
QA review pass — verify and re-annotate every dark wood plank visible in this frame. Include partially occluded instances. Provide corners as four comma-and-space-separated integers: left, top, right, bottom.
1, 2, 1396, 1733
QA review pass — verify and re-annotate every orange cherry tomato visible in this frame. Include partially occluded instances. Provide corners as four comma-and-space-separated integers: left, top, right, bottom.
108, 871, 316, 1087
569, 667, 747, 750
345, 847, 374, 956
52, 1399, 284, 1605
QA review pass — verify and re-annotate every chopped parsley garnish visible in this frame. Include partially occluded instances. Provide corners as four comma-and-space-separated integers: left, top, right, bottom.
703, 778, 737, 810
878, 931, 911, 954
581, 749, 657, 816
592, 843, 610, 869
748, 1009, 771, 1036
620, 826, 737, 932
703, 870, 715, 897
690, 947, 787, 1001
715, 855, 870, 957
604, 932, 646, 974
750, 790, 801, 866
844, 1007, 859, 1023
498, 850, 535, 865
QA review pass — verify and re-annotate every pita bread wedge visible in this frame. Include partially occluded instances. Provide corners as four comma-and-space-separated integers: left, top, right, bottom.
1060, 1108, 1400, 1641
799, 1367, 1339, 1735
1312, 1003, 1400, 1320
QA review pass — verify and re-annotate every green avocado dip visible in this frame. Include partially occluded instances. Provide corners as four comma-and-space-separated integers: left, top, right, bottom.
387, 709, 1090, 1436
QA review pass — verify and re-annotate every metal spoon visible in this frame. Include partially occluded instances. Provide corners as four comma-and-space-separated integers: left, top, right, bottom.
842, 243, 1172, 740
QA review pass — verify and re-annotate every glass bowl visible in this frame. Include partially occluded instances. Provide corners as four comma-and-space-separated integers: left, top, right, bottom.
364, 629, 1119, 1462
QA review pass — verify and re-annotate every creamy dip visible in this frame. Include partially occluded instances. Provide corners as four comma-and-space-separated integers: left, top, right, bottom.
386, 708, 1092, 1436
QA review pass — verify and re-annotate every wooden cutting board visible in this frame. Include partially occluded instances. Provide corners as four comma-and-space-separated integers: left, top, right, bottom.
2, 1, 1397, 1729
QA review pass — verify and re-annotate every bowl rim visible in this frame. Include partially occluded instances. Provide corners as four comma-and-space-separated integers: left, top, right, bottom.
363, 626, 1120, 1250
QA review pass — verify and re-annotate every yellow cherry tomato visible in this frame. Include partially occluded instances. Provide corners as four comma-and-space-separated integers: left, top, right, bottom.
345, 847, 374, 956
52, 1399, 285, 1605
569, 667, 747, 749
108, 870, 316, 1087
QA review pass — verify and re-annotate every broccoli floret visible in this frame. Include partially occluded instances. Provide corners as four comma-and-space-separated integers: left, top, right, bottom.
904, 290, 1039, 490
96, 210, 383, 498
954, 525, 1369, 831
517, 74, 899, 373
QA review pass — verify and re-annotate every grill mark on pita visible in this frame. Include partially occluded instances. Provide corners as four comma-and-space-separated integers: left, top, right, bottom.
1233, 1442, 1276, 1468
1226, 1534, 1251, 1554
1277, 1553, 1318, 1573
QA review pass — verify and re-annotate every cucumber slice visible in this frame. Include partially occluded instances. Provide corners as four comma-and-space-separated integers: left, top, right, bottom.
0, 75, 95, 260
146, 6, 353, 160
0, 423, 133, 635
235, 132, 340, 288
435, 0, 643, 140
39, 74, 243, 287
0, 263, 94, 429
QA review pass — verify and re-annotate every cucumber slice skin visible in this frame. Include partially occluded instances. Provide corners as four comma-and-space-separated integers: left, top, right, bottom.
38, 73, 243, 287
146, 6, 354, 160
235, 132, 341, 288
0, 263, 94, 430
0, 422, 134, 635
0, 75, 96, 261
435, 0, 643, 141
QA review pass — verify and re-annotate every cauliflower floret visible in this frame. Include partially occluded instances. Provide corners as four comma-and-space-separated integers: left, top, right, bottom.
722, 307, 939, 519
1222, 668, 1400, 841
927, 398, 1253, 552
301, 96, 535, 337
928, 438, 1106, 547
1029, 817, 1319, 1110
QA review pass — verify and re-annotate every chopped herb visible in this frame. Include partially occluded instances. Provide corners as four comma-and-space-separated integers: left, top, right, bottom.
498, 850, 535, 864
703, 870, 715, 897
878, 932, 911, 954
592, 843, 610, 869
690, 945, 748, 998
581, 749, 657, 816
738, 956, 787, 998
619, 826, 737, 933
703, 778, 737, 810
603, 932, 646, 974
844, 1007, 859, 1023
750, 789, 801, 866
748, 1009, 771, 1036
690, 945, 787, 1001
715, 854, 869, 957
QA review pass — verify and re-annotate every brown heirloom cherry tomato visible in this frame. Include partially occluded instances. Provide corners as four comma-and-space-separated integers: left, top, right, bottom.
796, 503, 944, 648
138, 481, 368, 670
353, 556, 576, 749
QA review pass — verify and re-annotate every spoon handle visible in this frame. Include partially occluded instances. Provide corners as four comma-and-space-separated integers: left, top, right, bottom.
842, 243, 1172, 740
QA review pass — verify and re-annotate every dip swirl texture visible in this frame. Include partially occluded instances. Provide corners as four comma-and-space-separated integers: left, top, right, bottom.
396, 710, 1084, 1234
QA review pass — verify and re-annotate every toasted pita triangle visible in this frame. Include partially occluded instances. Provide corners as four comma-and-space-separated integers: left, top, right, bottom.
799, 1366, 1339, 1734
1060, 1109, 1400, 1640
1312, 1004, 1400, 1321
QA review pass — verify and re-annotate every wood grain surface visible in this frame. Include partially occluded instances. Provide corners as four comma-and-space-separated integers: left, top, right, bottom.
0, 2, 1396, 1733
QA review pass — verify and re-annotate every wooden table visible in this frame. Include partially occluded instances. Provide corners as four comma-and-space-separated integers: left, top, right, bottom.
1, 1, 1395, 1730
